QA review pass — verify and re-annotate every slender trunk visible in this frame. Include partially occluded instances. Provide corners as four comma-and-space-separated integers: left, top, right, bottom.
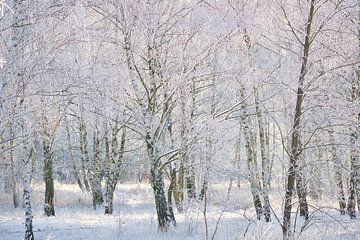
239, 85, 262, 220
283, 1, 314, 238
347, 12, 360, 218
254, 88, 271, 222
105, 125, 126, 215
65, 114, 83, 190
167, 162, 177, 223
79, 119, 90, 191
176, 151, 184, 211
228, 126, 242, 200
347, 115, 360, 219
177, 88, 187, 205
200, 75, 216, 202
203, 191, 209, 240
295, 163, 308, 218
186, 161, 197, 199
347, 157, 357, 219
199, 173, 209, 202
24, 147, 35, 240
186, 78, 197, 200
295, 139, 308, 218
104, 124, 112, 214
9, 124, 19, 208
8, 0, 34, 237
165, 99, 182, 215
329, 128, 346, 215
105, 125, 117, 215
92, 124, 103, 210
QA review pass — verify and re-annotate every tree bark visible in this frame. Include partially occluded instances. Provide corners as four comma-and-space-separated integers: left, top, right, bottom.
9, 122, 19, 208
283, 1, 314, 238
91, 123, 103, 210
24, 146, 35, 240
347, 73, 360, 219
79, 119, 91, 191
239, 85, 263, 220
254, 88, 271, 222
105, 125, 126, 215
167, 162, 177, 223
43, 139, 55, 216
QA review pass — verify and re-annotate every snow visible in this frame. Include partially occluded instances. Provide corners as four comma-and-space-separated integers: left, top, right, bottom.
1, 182, 360, 240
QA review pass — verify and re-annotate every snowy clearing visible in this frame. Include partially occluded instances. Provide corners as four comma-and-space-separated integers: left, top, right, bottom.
1, 182, 360, 240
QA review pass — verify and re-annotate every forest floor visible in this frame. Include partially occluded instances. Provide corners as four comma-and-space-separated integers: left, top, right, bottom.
0, 182, 360, 240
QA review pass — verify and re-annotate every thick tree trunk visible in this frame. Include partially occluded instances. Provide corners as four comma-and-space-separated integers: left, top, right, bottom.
104, 185, 114, 215
151, 167, 173, 231
43, 139, 55, 216
147, 128, 174, 230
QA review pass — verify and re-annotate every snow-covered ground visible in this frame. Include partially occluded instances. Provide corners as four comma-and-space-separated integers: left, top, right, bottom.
1, 182, 360, 240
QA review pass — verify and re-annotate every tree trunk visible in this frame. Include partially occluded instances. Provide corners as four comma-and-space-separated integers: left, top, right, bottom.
104, 185, 114, 215
295, 163, 308, 218
239, 85, 263, 220
254, 88, 271, 222
186, 161, 197, 199
24, 147, 35, 240
43, 139, 55, 216
79, 119, 91, 191
105, 125, 117, 215
283, 1, 314, 238
186, 78, 197, 200
347, 113, 360, 219
92, 124, 103, 210
147, 129, 174, 230
151, 166, 173, 231
65, 113, 83, 191
347, 17, 360, 218
167, 162, 177, 223
105, 125, 126, 215
9, 125, 19, 208
329, 128, 346, 215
